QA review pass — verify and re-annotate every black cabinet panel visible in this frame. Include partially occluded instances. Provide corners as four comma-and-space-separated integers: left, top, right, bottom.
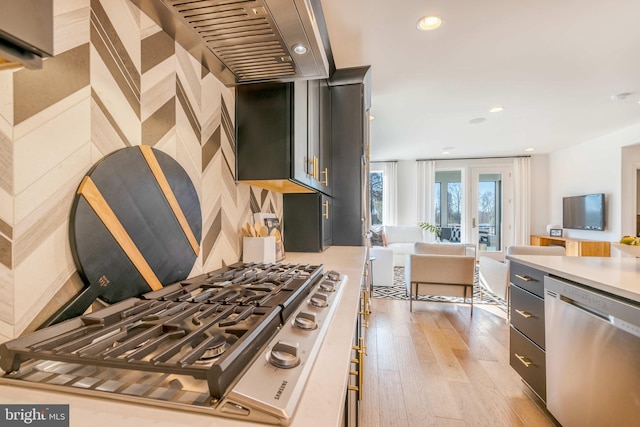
510, 262, 546, 298
510, 284, 546, 349
283, 193, 331, 252
510, 326, 546, 401
236, 83, 291, 181
330, 80, 366, 246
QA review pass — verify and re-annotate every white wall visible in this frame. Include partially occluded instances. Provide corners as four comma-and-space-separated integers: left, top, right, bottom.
548, 123, 640, 244
529, 155, 551, 236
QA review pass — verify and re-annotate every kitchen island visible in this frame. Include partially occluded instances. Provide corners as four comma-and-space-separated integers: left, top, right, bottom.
506, 254, 640, 426
0, 246, 367, 427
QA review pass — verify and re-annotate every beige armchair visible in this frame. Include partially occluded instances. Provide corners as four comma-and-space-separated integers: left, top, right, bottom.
405, 243, 476, 314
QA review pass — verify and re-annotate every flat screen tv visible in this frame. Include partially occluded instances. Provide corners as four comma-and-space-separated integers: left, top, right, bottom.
562, 193, 605, 231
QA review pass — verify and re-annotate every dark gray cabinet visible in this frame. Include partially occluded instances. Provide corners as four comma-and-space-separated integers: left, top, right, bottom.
283, 193, 331, 252
236, 81, 308, 190
236, 66, 370, 251
329, 66, 371, 246
308, 79, 332, 195
509, 261, 547, 401
236, 80, 330, 194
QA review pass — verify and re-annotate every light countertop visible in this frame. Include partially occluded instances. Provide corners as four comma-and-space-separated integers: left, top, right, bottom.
506, 255, 640, 302
0, 246, 367, 427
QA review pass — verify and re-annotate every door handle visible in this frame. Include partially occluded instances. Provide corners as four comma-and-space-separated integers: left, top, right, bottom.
472, 218, 476, 228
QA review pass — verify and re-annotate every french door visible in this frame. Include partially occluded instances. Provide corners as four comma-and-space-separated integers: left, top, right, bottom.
469, 166, 512, 258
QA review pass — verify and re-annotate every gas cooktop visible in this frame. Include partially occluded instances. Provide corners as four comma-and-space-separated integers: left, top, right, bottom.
0, 262, 347, 425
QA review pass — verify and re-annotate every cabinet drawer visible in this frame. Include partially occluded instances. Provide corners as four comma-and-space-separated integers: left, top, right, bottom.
510, 326, 546, 402
510, 262, 545, 298
510, 284, 545, 349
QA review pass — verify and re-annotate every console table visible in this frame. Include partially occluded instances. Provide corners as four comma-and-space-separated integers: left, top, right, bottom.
530, 235, 610, 257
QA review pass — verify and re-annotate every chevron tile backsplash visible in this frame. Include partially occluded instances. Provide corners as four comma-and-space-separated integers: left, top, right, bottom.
0, 0, 282, 340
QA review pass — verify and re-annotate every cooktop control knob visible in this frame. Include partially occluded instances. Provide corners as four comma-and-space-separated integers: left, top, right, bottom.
294, 311, 318, 330
268, 340, 300, 369
309, 292, 329, 308
319, 280, 336, 292
327, 271, 340, 281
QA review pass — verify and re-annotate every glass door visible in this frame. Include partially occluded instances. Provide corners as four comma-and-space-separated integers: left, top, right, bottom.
434, 170, 463, 243
470, 167, 511, 257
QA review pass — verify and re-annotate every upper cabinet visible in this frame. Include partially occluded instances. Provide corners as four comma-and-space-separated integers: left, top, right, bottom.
329, 66, 371, 246
236, 80, 331, 194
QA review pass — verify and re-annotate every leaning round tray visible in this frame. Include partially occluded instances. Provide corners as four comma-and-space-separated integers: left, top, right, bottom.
611, 242, 640, 257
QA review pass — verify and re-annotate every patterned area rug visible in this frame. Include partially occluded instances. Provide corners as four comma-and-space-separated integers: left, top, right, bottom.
373, 267, 507, 309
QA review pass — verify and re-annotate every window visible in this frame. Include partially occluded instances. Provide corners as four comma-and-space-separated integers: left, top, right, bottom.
370, 171, 383, 226
369, 162, 397, 226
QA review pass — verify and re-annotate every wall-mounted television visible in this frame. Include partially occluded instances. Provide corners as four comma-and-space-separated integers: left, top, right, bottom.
562, 193, 606, 231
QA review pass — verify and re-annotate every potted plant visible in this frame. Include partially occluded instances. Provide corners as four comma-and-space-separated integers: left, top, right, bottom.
417, 221, 441, 241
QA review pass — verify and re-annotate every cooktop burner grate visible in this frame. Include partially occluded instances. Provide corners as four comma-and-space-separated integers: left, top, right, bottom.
0, 262, 346, 425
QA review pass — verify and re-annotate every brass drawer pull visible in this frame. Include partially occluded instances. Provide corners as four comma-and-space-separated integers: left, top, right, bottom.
323, 200, 329, 219
515, 309, 532, 318
515, 353, 532, 368
515, 274, 533, 282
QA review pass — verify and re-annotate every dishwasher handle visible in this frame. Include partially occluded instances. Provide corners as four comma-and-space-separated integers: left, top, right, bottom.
545, 276, 640, 339
557, 294, 611, 322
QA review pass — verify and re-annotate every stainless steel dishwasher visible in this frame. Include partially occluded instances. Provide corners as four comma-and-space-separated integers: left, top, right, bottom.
545, 276, 640, 427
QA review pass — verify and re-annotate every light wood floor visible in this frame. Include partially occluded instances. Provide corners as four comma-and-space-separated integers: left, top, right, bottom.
359, 298, 558, 427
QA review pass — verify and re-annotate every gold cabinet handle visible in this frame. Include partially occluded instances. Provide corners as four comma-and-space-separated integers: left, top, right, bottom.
309, 156, 319, 180
515, 274, 533, 282
515, 309, 532, 318
515, 353, 532, 368
348, 385, 359, 392
322, 200, 329, 219
320, 167, 329, 185
306, 156, 316, 178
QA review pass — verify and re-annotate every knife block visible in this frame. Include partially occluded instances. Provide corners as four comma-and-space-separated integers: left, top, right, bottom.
243, 236, 276, 263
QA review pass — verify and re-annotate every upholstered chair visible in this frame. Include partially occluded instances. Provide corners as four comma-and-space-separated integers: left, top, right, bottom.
405, 242, 476, 313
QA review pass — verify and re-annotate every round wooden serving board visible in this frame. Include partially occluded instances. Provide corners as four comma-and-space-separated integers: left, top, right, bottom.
45, 146, 202, 326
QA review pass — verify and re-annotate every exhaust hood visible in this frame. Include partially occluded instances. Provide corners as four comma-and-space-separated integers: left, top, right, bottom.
0, 0, 53, 70
132, 0, 334, 86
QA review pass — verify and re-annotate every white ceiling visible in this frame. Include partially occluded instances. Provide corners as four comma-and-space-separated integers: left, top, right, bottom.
319, 0, 640, 161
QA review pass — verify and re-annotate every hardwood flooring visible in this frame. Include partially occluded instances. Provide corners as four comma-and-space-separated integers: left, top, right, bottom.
359, 298, 558, 427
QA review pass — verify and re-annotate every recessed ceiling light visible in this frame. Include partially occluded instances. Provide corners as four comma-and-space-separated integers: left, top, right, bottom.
489, 107, 504, 113
417, 16, 442, 31
525, 148, 535, 152
369, 115, 375, 120
611, 92, 632, 101
441, 151, 450, 155
292, 44, 308, 55
469, 117, 486, 124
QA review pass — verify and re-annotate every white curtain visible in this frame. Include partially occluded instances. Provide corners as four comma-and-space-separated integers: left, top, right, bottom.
371, 161, 397, 225
383, 162, 398, 225
513, 157, 531, 245
417, 160, 436, 242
